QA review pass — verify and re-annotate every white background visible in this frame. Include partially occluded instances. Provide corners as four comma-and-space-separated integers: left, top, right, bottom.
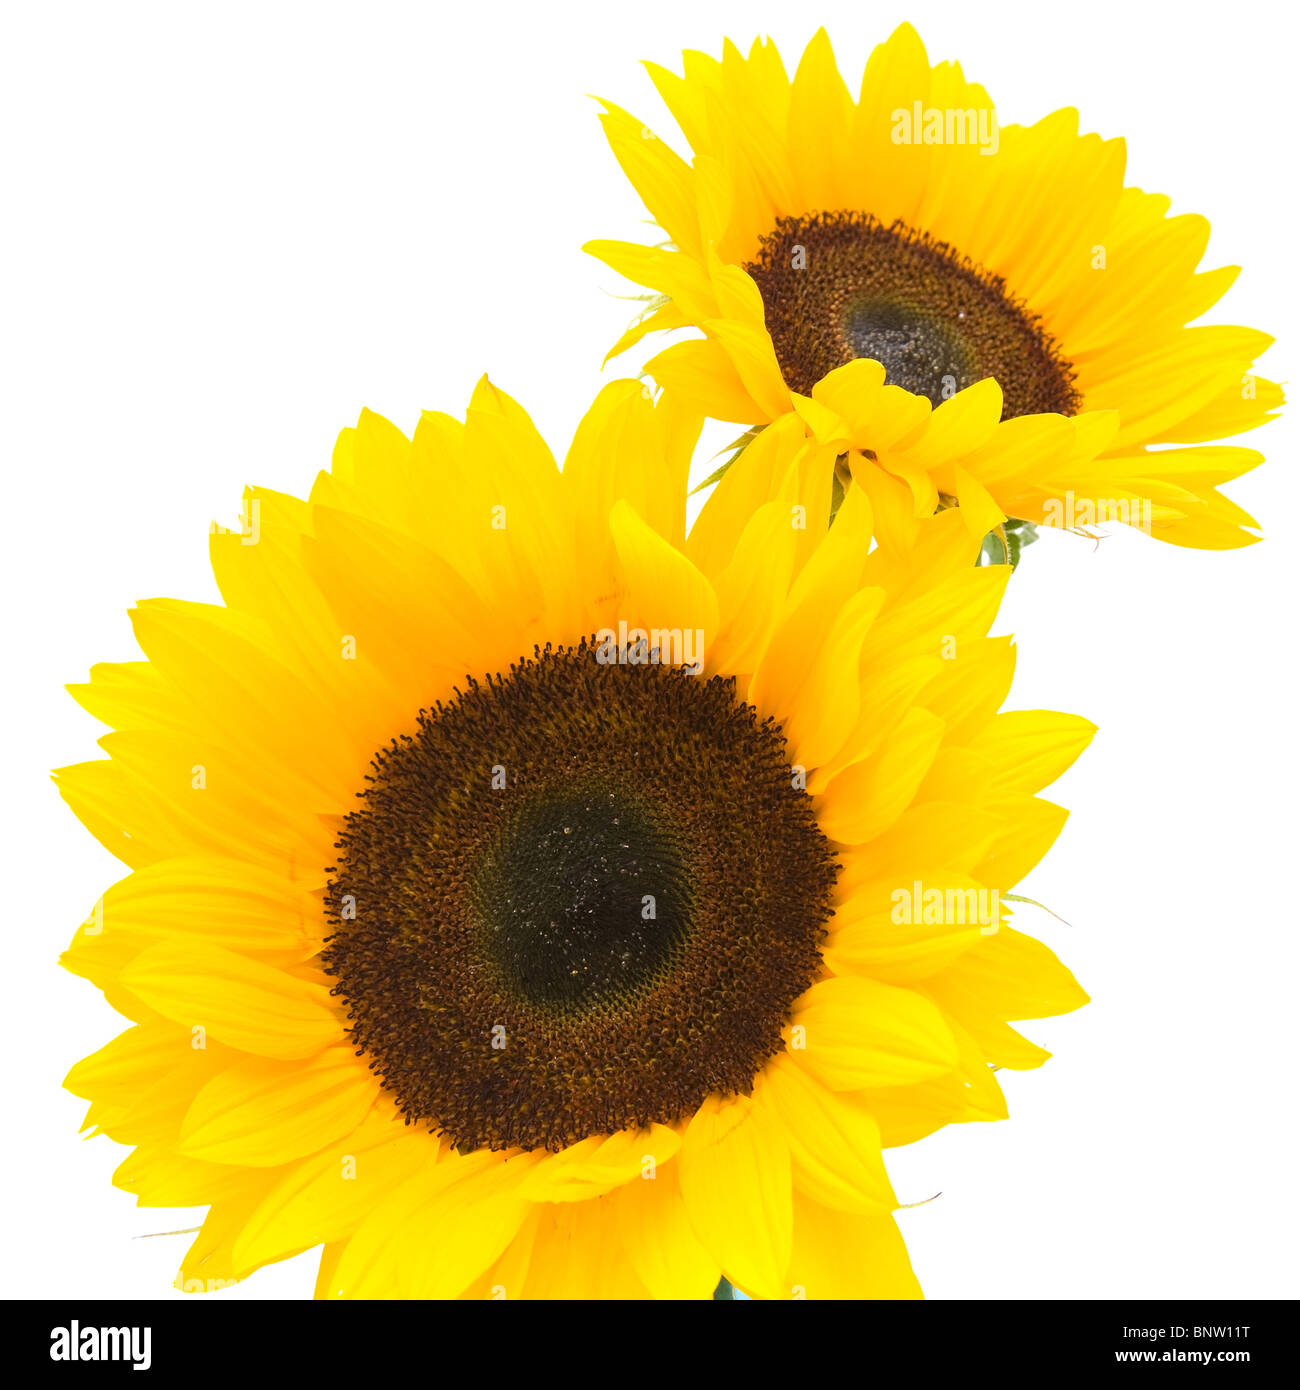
3, 0, 1296, 1300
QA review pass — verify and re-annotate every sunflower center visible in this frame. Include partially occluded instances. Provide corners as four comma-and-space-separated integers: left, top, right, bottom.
323, 642, 837, 1154
475, 787, 691, 1010
744, 210, 1080, 417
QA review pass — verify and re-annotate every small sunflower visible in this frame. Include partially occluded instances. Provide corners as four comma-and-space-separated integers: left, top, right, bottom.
60, 379, 1092, 1300
587, 25, 1281, 549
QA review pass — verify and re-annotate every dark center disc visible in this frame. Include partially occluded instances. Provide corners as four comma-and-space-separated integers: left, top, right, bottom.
322, 642, 838, 1154
744, 210, 1080, 417
475, 786, 691, 1011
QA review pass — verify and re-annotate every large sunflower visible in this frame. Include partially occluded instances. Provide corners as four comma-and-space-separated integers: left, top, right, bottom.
587, 25, 1281, 549
60, 379, 1092, 1300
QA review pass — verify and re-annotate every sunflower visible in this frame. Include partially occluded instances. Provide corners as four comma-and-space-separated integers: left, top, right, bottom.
59, 379, 1092, 1300
586, 25, 1281, 549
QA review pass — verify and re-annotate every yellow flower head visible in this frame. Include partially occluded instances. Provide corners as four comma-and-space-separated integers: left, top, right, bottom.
60, 379, 1092, 1299
587, 25, 1281, 549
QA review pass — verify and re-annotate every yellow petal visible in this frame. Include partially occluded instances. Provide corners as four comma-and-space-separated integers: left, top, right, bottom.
678, 1090, 793, 1300
790, 975, 960, 1090
334, 1148, 542, 1298
645, 337, 766, 424
761, 1052, 896, 1215
596, 99, 703, 258
609, 497, 720, 647
611, 1163, 719, 1299
816, 707, 946, 842
119, 943, 340, 1060
233, 1112, 435, 1267
178, 1047, 377, 1166
786, 1194, 922, 1299
968, 710, 1097, 793
521, 1125, 681, 1203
